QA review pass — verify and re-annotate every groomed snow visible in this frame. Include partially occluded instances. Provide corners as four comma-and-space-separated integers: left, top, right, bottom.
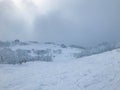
0, 49, 120, 90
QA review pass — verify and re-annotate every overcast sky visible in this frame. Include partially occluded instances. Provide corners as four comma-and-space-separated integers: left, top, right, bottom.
0, 0, 120, 46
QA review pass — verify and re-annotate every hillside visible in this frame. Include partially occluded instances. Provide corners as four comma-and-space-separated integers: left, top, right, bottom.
0, 40, 120, 64
0, 41, 85, 64
0, 48, 120, 90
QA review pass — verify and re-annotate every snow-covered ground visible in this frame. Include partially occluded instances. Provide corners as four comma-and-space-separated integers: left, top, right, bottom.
11, 42, 83, 62
0, 49, 120, 90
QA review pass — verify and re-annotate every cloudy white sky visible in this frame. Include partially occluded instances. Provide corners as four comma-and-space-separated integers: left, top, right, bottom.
0, 0, 120, 46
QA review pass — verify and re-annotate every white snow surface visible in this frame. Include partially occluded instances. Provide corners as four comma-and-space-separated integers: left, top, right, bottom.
0, 49, 120, 90
11, 43, 82, 62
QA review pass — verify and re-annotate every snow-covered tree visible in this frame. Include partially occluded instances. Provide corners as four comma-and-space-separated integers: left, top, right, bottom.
0, 48, 16, 64
15, 49, 30, 64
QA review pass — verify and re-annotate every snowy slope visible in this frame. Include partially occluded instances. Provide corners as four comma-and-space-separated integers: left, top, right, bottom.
1, 41, 120, 64
0, 49, 120, 90
0, 41, 85, 64
10, 42, 83, 62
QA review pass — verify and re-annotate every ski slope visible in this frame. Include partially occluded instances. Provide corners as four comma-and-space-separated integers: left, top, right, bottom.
0, 49, 120, 90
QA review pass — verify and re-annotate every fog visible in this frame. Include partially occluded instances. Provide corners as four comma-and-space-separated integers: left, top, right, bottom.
0, 0, 120, 46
